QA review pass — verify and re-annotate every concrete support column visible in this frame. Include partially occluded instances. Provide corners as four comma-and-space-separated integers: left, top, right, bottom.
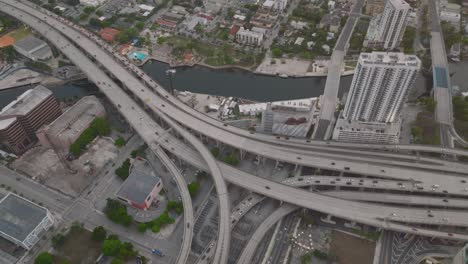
344, 221, 360, 230
321, 214, 336, 224
295, 166, 302, 177
239, 150, 246, 160
275, 160, 280, 169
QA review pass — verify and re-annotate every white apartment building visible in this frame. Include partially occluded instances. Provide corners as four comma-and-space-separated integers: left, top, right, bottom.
343, 52, 420, 123
376, 0, 410, 49
236, 27, 264, 45
333, 52, 420, 144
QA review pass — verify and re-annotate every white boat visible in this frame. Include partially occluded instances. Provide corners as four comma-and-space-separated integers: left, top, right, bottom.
279, 74, 288, 78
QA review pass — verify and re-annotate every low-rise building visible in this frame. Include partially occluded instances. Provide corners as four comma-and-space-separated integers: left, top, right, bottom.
440, 11, 461, 26
236, 27, 264, 45
99, 27, 120, 42
332, 118, 401, 144
0, 193, 54, 250
37, 96, 105, 152
157, 12, 184, 31
13, 35, 52, 61
319, 13, 341, 33
79, 0, 107, 7
0, 85, 61, 155
116, 166, 163, 210
290, 20, 307, 29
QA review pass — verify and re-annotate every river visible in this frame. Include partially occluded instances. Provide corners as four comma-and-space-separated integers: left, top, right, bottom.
1, 60, 466, 109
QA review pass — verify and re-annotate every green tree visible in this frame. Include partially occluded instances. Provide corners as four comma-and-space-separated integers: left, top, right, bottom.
92, 226, 107, 241
0, 46, 18, 63
111, 259, 124, 264
271, 47, 283, 58
115, 159, 131, 180
167, 201, 183, 214
104, 199, 133, 226
83, 6, 95, 14
138, 222, 147, 233
210, 147, 220, 158
118, 242, 137, 259
51, 233, 66, 249
34, 252, 53, 264
135, 21, 145, 30
188, 182, 199, 197
102, 239, 122, 256
114, 137, 126, 147
194, 23, 204, 34
91, 117, 110, 136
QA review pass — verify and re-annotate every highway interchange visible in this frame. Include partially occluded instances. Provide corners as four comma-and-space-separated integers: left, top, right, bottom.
2, 0, 468, 263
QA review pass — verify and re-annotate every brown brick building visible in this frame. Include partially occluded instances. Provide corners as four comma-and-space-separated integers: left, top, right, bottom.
0, 85, 61, 155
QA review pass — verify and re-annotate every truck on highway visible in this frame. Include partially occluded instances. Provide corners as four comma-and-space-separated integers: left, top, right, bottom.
151, 249, 165, 257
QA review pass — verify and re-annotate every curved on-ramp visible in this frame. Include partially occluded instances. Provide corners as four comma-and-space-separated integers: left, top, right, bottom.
7, 0, 468, 180
236, 204, 298, 264
0, 5, 196, 263
4, 0, 468, 243
0, 2, 232, 263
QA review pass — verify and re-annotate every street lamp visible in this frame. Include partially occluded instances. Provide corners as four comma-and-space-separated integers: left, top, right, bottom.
166, 69, 176, 95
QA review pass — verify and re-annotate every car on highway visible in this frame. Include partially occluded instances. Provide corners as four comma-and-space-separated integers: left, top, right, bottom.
151, 249, 165, 257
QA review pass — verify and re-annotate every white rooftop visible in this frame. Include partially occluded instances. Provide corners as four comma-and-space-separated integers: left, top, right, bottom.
0, 85, 52, 117
138, 4, 155, 11
239, 98, 317, 115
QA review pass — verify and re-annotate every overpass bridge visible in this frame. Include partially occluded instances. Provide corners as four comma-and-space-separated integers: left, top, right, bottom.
4, 2, 468, 261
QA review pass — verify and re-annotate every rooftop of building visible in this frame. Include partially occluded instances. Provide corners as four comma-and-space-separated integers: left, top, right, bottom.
335, 118, 401, 133
13, 35, 46, 52
99, 27, 120, 42
239, 98, 317, 114
0, 193, 49, 242
31, 45, 52, 59
320, 13, 341, 26
45, 96, 104, 139
0, 117, 17, 130
360, 52, 421, 67
116, 166, 161, 205
0, 85, 52, 117
387, 0, 410, 9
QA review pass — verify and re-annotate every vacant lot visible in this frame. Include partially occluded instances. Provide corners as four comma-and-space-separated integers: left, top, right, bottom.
329, 230, 375, 264
7, 26, 31, 40
55, 229, 101, 264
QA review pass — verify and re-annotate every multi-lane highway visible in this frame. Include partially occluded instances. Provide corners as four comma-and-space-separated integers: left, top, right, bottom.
3, 2, 468, 261
236, 204, 298, 264
8, 0, 467, 182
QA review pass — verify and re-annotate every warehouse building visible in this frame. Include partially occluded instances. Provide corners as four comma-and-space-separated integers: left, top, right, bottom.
0, 193, 54, 250
37, 96, 105, 152
13, 35, 52, 61
0, 85, 62, 155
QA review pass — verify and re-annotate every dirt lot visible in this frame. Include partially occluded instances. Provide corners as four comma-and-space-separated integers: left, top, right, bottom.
329, 230, 375, 264
11, 138, 118, 197
54, 229, 101, 264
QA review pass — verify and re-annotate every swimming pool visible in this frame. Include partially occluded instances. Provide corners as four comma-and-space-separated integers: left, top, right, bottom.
129, 51, 148, 61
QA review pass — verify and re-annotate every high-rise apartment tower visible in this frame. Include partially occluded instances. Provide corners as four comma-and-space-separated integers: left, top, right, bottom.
377, 0, 410, 49
343, 52, 420, 123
